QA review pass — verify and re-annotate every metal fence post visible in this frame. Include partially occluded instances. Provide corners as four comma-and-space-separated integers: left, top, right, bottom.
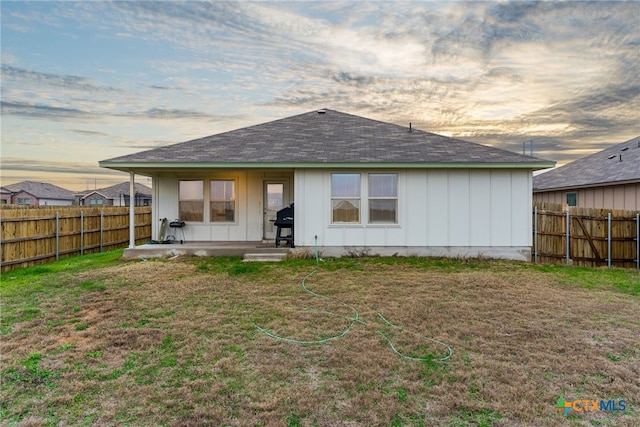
100, 210, 104, 253
565, 209, 570, 265
607, 212, 612, 269
534, 206, 538, 263
55, 212, 60, 261
80, 211, 84, 256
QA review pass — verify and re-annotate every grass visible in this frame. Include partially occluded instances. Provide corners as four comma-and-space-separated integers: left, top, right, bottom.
1, 252, 639, 426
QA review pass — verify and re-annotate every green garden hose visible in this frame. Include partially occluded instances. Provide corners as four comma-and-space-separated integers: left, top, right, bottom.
254, 237, 453, 362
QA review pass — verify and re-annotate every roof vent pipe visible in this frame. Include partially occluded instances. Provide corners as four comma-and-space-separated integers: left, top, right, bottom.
409, 122, 412, 132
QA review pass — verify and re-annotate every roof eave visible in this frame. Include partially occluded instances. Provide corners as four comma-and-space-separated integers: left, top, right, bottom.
100, 160, 555, 172
534, 178, 640, 193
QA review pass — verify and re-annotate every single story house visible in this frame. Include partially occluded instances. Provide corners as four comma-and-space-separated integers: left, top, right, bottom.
533, 136, 640, 210
0, 187, 12, 204
2, 180, 75, 206
76, 182, 152, 207
99, 109, 554, 260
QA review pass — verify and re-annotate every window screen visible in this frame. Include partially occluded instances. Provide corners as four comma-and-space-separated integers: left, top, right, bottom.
368, 174, 397, 223
331, 174, 360, 223
210, 180, 235, 222
179, 180, 204, 222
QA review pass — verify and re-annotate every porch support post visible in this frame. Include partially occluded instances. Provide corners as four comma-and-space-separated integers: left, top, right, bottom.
129, 172, 136, 248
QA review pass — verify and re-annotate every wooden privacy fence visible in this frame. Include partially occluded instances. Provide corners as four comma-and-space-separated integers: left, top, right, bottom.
533, 203, 640, 269
1, 206, 152, 272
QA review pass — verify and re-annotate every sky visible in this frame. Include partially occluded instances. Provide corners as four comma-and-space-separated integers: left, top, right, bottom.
1, 1, 639, 191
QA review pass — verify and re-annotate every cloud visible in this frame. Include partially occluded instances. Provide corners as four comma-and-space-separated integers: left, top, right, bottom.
129, 108, 213, 120
0, 157, 120, 176
1, 0, 638, 189
1, 65, 119, 93
69, 129, 109, 137
1, 100, 94, 120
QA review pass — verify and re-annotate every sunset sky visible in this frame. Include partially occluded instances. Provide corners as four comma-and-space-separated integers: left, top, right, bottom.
2, 1, 638, 191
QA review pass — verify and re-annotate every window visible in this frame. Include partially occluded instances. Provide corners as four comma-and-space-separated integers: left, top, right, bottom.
331, 173, 361, 223
179, 180, 204, 221
368, 174, 397, 223
210, 180, 235, 222
266, 183, 284, 209
18, 198, 31, 205
566, 192, 577, 207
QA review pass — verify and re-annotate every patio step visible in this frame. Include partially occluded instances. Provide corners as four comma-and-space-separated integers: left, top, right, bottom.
243, 252, 287, 262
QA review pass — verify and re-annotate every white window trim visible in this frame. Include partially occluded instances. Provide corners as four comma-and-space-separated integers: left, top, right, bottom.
368, 173, 399, 225
329, 172, 401, 227
178, 179, 205, 223
178, 177, 239, 225
209, 179, 237, 224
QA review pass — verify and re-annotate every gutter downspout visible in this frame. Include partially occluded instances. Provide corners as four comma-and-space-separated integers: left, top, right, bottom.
129, 172, 136, 248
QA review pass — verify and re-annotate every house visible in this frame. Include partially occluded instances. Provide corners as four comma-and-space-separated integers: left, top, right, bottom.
76, 182, 152, 207
533, 136, 640, 210
0, 187, 12, 204
2, 180, 75, 206
99, 109, 554, 260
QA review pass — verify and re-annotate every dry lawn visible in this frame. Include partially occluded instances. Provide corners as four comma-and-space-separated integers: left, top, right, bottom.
1, 254, 639, 426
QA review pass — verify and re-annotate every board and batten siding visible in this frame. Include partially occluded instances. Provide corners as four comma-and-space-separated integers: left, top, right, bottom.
153, 173, 254, 242
533, 182, 640, 211
294, 169, 533, 260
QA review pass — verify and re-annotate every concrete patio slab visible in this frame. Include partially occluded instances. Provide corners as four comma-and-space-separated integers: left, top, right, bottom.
122, 241, 291, 259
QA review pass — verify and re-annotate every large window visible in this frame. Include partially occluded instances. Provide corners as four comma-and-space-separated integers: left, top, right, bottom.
331, 173, 360, 223
210, 180, 236, 222
179, 180, 204, 222
368, 174, 397, 223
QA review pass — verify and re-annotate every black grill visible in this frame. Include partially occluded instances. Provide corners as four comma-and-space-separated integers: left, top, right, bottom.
274, 202, 294, 247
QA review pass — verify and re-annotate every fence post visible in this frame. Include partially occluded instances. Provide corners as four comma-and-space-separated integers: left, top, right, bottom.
129, 173, 136, 248
55, 212, 60, 261
80, 211, 84, 256
565, 209, 570, 265
100, 210, 104, 253
607, 212, 612, 269
533, 206, 538, 264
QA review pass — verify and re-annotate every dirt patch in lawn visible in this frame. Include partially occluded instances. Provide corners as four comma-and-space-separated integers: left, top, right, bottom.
1, 257, 639, 426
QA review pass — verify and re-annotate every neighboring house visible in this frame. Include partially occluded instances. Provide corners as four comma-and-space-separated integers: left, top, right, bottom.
100, 109, 554, 260
2, 180, 75, 206
76, 182, 152, 207
0, 187, 12, 204
533, 137, 640, 210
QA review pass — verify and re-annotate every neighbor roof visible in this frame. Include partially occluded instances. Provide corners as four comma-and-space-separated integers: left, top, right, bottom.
4, 180, 75, 200
533, 136, 640, 191
100, 109, 553, 171
78, 182, 152, 199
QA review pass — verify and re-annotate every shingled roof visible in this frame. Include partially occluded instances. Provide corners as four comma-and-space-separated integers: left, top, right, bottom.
4, 180, 75, 201
533, 136, 640, 191
100, 109, 553, 170
77, 182, 152, 199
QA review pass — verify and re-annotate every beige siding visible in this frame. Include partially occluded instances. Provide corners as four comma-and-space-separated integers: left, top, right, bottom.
533, 182, 640, 210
